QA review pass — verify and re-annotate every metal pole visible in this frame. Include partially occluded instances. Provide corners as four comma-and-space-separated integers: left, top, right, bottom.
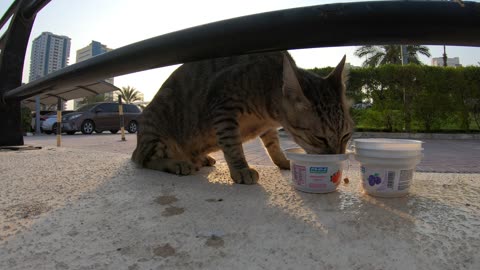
22, 0, 51, 19
56, 97, 61, 147
401, 45, 409, 65
400, 45, 407, 131
0, 0, 18, 30
35, 95, 40, 135
0, 0, 44, 146
443, 45, 448, 66
118, 95, 125, 141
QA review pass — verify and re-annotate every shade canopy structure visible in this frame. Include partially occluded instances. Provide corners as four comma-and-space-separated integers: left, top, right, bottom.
19, 80, 120, 110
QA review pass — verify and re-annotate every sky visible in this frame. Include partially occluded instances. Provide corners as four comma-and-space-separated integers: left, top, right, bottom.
1, 0, 480, 105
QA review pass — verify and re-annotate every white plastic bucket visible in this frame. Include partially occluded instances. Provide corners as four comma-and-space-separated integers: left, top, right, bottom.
284, 148, 348, 193
354, 138, 422, 151
353, 139, 424, 197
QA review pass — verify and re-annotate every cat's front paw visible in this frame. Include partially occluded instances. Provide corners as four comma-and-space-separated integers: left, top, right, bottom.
274, 159, 290, 170
230, 167, 259, 185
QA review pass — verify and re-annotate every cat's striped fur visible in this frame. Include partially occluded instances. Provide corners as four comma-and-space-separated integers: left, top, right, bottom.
132, 51, 353, 184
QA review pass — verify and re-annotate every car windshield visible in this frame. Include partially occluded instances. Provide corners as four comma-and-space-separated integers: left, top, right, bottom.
76, 104, 96, 112
47, 111, 74, 118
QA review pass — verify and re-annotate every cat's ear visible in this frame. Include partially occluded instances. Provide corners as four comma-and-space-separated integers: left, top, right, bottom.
282, 55, 309, 110
328, 55, 348, 90
282, 55, 305, 100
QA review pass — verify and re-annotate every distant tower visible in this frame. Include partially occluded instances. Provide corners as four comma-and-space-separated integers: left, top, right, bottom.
74, 41, 115, 108
29, 32, 71, 110
431, 56, 461, 67
76, 41, 113, 84
29, 32, 71, 82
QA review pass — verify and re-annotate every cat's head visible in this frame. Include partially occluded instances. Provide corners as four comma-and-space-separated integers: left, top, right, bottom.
281, 54, 353, 154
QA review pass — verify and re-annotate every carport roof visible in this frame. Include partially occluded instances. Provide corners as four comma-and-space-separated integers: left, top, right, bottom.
21, 80, 119, 110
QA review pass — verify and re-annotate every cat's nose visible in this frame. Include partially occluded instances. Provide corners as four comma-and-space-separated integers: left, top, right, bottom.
321, 147, 336, 155
320, 145, 343, 155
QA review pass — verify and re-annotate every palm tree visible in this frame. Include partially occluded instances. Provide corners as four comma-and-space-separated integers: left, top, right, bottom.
354, 45, 431, 67
117, 86, 142, 104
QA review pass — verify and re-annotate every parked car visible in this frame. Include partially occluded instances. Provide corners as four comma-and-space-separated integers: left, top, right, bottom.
31, 110, 55, 132
41, 110, 75, 134
61, 102, 142, 135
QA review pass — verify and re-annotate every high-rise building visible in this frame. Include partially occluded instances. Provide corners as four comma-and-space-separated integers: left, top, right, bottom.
76, 41, 113, 85
76, 40, 113, 65
74, 41, 115, 109
29, 32, 71, 82
432, 57, 461, 67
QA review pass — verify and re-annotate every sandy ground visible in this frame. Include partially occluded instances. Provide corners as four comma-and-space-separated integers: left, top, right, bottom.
0, 146, 479, 270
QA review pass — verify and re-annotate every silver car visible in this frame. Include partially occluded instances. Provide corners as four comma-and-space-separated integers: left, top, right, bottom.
41, 111, 74, 134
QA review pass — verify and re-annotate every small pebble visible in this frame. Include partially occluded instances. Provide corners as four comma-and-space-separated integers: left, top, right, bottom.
465, 203, 471, 207
343, 177, 349, 184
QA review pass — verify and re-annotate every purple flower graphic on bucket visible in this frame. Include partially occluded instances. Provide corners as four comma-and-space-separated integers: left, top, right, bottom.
368, 174, 382, 186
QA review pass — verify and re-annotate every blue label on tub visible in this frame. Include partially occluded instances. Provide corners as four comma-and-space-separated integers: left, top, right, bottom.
310, 167, 328, 174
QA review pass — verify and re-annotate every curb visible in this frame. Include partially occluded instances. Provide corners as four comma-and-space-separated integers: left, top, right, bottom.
278, 130, 480, 140
352, 132, 480, 140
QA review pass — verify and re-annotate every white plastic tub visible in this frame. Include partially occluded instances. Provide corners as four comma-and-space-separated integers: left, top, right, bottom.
284, 148, 348, 193
354, 148, 423, 159
354, 138, 422, 150
353, 139, 424, 197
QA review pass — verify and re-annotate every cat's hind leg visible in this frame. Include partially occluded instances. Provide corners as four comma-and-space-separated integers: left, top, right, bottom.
201, 155, 216, 166
191, 154, 216, 171
138, 138, 195, 176
145, 158, 195, 175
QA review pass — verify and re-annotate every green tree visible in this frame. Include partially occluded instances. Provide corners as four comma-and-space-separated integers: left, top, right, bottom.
20, 106, 32, 134
118, 86, 142, 104
354, 45, 431, 67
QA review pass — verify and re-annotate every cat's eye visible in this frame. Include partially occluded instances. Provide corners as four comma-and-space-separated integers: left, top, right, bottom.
341, 133, 352, 142
314, 135, 328, 145
291, 125, 309, 131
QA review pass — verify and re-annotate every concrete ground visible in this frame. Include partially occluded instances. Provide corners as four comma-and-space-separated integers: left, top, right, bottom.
20, 133, 480, 173
0, 133, 479, 269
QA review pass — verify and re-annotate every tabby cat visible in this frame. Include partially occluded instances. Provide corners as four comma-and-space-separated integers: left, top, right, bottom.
132, 51, 353, 184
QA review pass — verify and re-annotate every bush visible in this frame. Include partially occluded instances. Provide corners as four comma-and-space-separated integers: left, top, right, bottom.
310, 65, 480, 132
20, 106, 32, 134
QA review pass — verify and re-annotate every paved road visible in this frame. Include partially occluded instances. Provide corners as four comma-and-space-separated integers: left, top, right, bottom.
24, 133, 480, 173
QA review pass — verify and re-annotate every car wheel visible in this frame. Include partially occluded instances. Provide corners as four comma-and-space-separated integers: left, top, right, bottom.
95, 130, 103, 134
110, 129, 119, 134
44, 131, 52, 135
127, 121, 138, 133
52, 123, 58, 134
66, 131, 76, 135
81, 120, 95, 134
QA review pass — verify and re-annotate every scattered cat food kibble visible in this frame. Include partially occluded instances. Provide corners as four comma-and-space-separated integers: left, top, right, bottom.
343, 177, 349, 184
